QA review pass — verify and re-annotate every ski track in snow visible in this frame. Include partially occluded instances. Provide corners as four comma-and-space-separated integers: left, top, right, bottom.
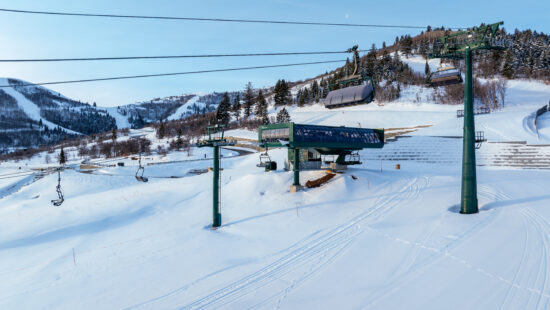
2, 76, 550, 309
362, 186, 550, 309
163, 178, 426, 310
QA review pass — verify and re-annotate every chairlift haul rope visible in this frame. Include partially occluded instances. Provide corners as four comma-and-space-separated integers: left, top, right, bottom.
0, 8, 463, 29
0, 60, 345, 88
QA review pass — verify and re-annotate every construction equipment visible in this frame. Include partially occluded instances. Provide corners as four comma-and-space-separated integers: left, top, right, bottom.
324, 45, 375, 109
51, 168, 64, 206
135, 152, 148, 182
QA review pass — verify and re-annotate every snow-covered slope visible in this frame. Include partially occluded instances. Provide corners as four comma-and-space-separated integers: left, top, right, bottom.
2, 78, 550, 309
0, 78, 80, 135
167, 95, 199, 121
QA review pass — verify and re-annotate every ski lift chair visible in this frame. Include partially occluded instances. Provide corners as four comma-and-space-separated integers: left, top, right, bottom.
323, 45, 376, 109
256, 148, 277, 171
256, 148, 272, 168
135, 153, 149, 182
475, 131, 487, 149
346, 151, 362, 165
51, 169, 64, 206
429, 66, 463, 87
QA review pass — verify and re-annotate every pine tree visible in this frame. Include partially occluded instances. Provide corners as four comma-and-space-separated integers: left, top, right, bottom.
273, 79, 285, 106
243, 82, 254, 118
311, 80, 320, 103
216, 92, 232, 125
297, 91, 306, 107
255, 90, 269, 124
501, 49, 515, 79
400, 35, 413, 56
276, 107, 291, 123
273, 79, 291, 106
282, 80, 291, 105
112, 128, 117, 142
59, 148, 66, 165
273, 80, 280, 104
157, 121, 166, 139
320, 78, 329, 99
232, 94, 241, 121
425, 61, 431, 84
302, 88, 310, 104
176, 127, 184, 150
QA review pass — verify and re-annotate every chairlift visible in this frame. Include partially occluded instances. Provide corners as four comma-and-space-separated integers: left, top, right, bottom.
51, 169, 64, 206
324, 45, 375, 109
135, 152, 149, 182
346, 151, 362, 165
256, 148, 277, 171
429, 66, 463, 87
256, 150, 271, 168
475, 131, 487, 149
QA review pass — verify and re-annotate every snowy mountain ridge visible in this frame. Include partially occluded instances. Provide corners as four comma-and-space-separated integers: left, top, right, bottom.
0, 79, 241, 149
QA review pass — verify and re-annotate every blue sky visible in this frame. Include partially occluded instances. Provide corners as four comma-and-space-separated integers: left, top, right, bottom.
0, 0, 548, 107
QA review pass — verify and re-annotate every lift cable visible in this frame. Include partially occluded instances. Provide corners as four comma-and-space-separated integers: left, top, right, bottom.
0, 51, 349, 63
0, 59, 345, 88
0, 8, 463, 30
0, 172, 35, 180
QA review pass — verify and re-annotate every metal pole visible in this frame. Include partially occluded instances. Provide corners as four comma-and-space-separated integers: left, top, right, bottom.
461, 47, 479, 214
212, 144, 221, 227
293, 148, 300, 186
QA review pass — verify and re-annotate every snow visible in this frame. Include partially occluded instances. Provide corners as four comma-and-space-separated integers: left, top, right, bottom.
2, 79, 550, 309
105, 107, 131, 129
167, 95, 199, 121
0, 78, 80, 135
224, 129, 258, 140
400, 54, 441, 74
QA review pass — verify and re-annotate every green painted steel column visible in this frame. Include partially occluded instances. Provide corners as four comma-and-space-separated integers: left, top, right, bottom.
293, 148, 300, 186
336, 154, 346, 164
212, 144, 221, 227
461, 47, 479, 214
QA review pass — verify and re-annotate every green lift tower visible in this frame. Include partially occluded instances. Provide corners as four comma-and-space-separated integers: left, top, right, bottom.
197, 125, 236, 228
429, 22, 508, 214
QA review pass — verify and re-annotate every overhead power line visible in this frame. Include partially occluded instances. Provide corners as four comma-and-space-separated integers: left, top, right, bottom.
0, 8, 461, 29
0, 59, 344, 88
0, 51, 348, 63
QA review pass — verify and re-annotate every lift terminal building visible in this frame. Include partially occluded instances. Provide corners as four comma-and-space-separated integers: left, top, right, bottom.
258, 122, 384, 190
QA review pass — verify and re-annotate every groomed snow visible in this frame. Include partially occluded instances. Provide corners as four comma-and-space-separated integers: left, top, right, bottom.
1, 79, 550, 309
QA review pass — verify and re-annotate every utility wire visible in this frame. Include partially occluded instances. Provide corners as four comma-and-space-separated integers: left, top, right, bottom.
0, 59, 344, 88
0, 51, 348, 63
0, 8, 460, 29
